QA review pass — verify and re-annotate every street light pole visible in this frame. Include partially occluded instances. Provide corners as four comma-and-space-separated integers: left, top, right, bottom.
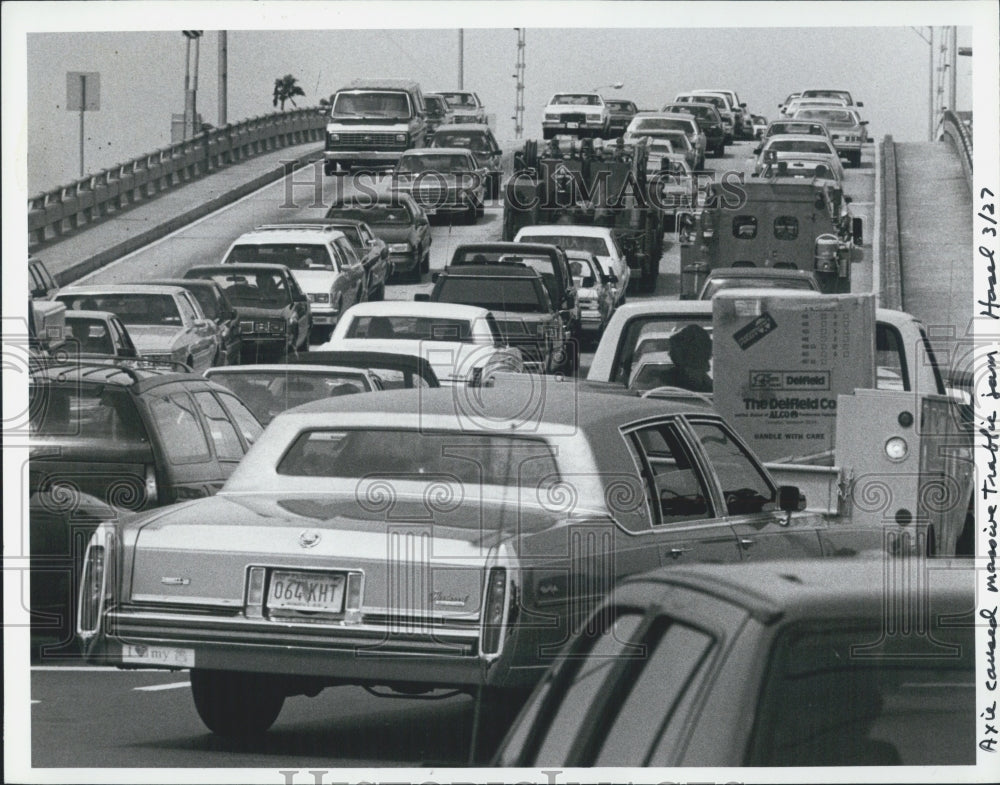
218, 31, 228, 127
458, 29, 464, 89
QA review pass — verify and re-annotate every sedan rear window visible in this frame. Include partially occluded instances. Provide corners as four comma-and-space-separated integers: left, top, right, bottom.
437, 277, 548, 313
59, 294, 181, 327
277, 429, 560, 489
226, 243, 334, 271
520, 235, 609, 257
345, 315, 476, 342
29, 383, 145, 441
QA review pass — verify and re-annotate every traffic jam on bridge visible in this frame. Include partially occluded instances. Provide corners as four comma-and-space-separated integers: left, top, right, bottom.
23, 67, 980, 771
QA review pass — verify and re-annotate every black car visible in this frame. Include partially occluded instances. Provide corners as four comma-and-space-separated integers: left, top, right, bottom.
447, 242, 580, 343
496, 558, 975, 767
183, 263, 311, 361
325, 192, 431, 283
296, 349, 441, 389
28, 359, 264, 654
423, 264, 577, 374
147, 277, 242, 365
431, 123, 504, 199
604, 99, 639, 137
662, 102, 725, 157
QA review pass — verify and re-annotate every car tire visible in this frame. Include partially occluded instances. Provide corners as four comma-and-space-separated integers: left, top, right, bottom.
470, 686, 532, 763
714, 142, 725, 157
324, 161, 338, 176
190, 669, 285, 738
420, 250, 431, 275
543, 128, 553, 141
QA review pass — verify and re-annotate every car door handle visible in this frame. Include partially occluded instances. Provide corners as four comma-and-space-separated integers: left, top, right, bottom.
740, 538, 755, 547
667, 547, 692, 558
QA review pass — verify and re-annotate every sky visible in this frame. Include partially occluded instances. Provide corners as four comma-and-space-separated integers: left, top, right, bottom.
13, 1, 982, 194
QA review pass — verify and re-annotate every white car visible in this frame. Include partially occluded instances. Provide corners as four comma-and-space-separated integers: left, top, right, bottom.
790, 106, 868, 167
624, 113, 704, 168
221, 224, 367, 342
542, 93, 609, 139
319, 301, 523, 386
760, 152, 846, 184
54, 284, 218, 372
431, 90, 486, 124
674, 92, 735, 142
513, 225, 630, 305
752, 134, 840, 176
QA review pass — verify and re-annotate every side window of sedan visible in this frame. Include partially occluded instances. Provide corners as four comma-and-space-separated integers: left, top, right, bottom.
335, 237, 362, 269
176, 293, 200, 324
628, 422, 713, 524
688, 420, 775, 515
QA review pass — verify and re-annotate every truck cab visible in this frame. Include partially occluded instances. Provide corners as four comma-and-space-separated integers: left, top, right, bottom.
323, 79, 428, 175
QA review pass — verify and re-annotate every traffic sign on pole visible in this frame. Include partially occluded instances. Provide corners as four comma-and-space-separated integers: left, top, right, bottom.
67, 72, 100, 177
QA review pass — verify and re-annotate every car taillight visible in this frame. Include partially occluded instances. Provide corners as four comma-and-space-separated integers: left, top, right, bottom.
270, 321, 285, 334
245, 566, 266, 618
144, 464, 158, 506
481, 567, 507, 655
77, 527, 115, 638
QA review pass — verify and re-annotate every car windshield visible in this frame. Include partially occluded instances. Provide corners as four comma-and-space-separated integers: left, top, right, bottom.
433, 132, 493, 154
552, 94, 601, 106
795, 109, 856, 124
209, 371, 370, 424
226, 243, 333, 271
332, 91, 411, 118
64, 318, 115, 355
568, 258, 600, 287
277, 429, 560, 491
345, 315, 476, 342
440, 92, 477, 107
29, 382, 146, 440
202, 271, 290, 307
397, 153, 473, 173
802, 90, 852, 103
424, 96, 447, 115
437, 277, 547, 313
770, 123, 824, 136
767, 139, 834, 154
522, 235, 609, 256
59, 293, 182, 327
702, 277, 815, 298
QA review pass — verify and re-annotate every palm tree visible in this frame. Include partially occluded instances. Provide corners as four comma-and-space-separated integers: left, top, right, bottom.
272, 74, 305, 111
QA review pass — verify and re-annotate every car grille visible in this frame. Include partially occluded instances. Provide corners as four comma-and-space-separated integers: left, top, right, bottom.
333, 133, 406, 147
559, 113, 587, 125
494, 320, 546, 361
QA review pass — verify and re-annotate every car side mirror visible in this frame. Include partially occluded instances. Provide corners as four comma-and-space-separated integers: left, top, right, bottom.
740, 102, 747, 108
607, 273, 619, 284
230, 309, 239, 321
778, 485, 806, 512
856, 101, 864, 107
414, 292, 431, 302
852, 217, 864, 245
860, 120, 869, 125
431, 272, 440, 283
293, 293, 308, 303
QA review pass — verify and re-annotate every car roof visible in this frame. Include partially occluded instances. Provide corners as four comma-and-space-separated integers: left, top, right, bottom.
633, 111, 695, 121
401, 147, 475, 157
330, 192, 417, 207
57, 284, 187, 297
146, 277, 221, 290
455, 242, 561, 257
340, 300, 491, 319
231, 225, 347, 244
63, 309, 118, 320
29, 359, 200, 392
285, 383, 710, 425
439, 263, 544, 279
434, 123, 496, 135
706, 267, 818, 280
617, 558, 971, 624
187, 263, 289, 275
517, 225, 614, 239
763, 133, 835, 144
344, 79, 421, 91
205, 364, 369, 377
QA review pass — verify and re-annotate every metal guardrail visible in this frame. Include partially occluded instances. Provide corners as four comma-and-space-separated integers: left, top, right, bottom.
27, 108, 327, 249
939, 109, 973, 191
879, 135, 903, 311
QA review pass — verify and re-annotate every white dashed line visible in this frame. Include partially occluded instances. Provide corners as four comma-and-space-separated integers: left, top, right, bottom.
133, 681, 190, 692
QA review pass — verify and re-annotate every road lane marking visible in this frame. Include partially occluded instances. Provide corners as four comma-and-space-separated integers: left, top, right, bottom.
134, 681, 190, 692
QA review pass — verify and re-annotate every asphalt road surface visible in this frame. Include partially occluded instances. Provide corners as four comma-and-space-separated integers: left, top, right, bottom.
28, 139, 876, 769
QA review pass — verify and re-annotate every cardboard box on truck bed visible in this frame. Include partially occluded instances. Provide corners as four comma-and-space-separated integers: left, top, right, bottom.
712, 291, 875, 462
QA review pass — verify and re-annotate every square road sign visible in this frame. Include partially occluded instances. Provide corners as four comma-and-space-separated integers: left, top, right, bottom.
67, 72, 100, 111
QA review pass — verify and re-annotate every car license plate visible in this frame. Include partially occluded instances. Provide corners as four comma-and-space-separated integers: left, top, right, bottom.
267, 570, 345, 613
423, 207, 437, 216
566, 122, 580, 129
122, 644, 195, 668
313, 316, 332, 325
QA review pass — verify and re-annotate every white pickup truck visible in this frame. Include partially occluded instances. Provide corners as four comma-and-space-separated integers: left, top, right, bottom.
587, 296, 974, 556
